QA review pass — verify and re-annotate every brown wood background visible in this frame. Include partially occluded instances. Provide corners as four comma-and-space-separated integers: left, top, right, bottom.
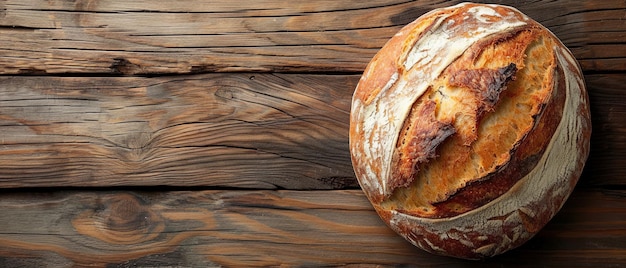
0, 0, 624, 267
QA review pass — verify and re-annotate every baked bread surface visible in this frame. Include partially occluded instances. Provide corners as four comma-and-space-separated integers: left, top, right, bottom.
349, 2, 591, 259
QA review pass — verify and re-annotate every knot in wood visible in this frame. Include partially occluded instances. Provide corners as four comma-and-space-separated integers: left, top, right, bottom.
72, 193, 165, 245
104, 195, 151, 232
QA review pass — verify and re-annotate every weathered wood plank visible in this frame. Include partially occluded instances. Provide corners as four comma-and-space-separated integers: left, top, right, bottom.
0, 73, 357, 189
583, 74, 626, 187
0, 0, 623, 74
1, 73, 624, 188
0, 188, 623, 267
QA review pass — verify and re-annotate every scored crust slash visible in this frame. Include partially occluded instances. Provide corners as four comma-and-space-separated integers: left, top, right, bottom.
349, 2, 591, 259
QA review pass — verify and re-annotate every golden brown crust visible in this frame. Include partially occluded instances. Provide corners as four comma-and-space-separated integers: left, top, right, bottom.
433, 49, 567, 218
349, 2, 591, 259
380, 26, 557, 218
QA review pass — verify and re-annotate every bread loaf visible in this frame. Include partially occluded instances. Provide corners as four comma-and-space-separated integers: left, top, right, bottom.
349, 3, 591, 259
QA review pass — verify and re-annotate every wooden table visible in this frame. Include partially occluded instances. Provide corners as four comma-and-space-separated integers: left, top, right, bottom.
0, 0, 624, 267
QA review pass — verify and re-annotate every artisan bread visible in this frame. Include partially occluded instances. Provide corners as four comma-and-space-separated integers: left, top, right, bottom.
349, 3, 591, 259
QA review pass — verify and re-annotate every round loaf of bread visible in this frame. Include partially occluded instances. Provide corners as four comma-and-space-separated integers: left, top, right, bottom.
349, 3, 591, 259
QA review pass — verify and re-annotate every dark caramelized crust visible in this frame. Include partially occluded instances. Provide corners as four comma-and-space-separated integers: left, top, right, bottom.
449, 63, 517, 115
390, 100, 455, 191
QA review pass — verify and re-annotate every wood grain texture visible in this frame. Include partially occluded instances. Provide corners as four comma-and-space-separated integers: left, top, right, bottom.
1, 73, 623, 188
0, 73, 357, 189
0, 188, 624, 267
0, 0, 623, 74
0, 0, 624, 266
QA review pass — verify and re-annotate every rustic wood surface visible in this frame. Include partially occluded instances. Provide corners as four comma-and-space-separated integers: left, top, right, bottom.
0, 74, 357, 189
0, 73, 623, 189
0, 188, 624, 267
0, 0, 625, 267
0, 0, 624, 74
